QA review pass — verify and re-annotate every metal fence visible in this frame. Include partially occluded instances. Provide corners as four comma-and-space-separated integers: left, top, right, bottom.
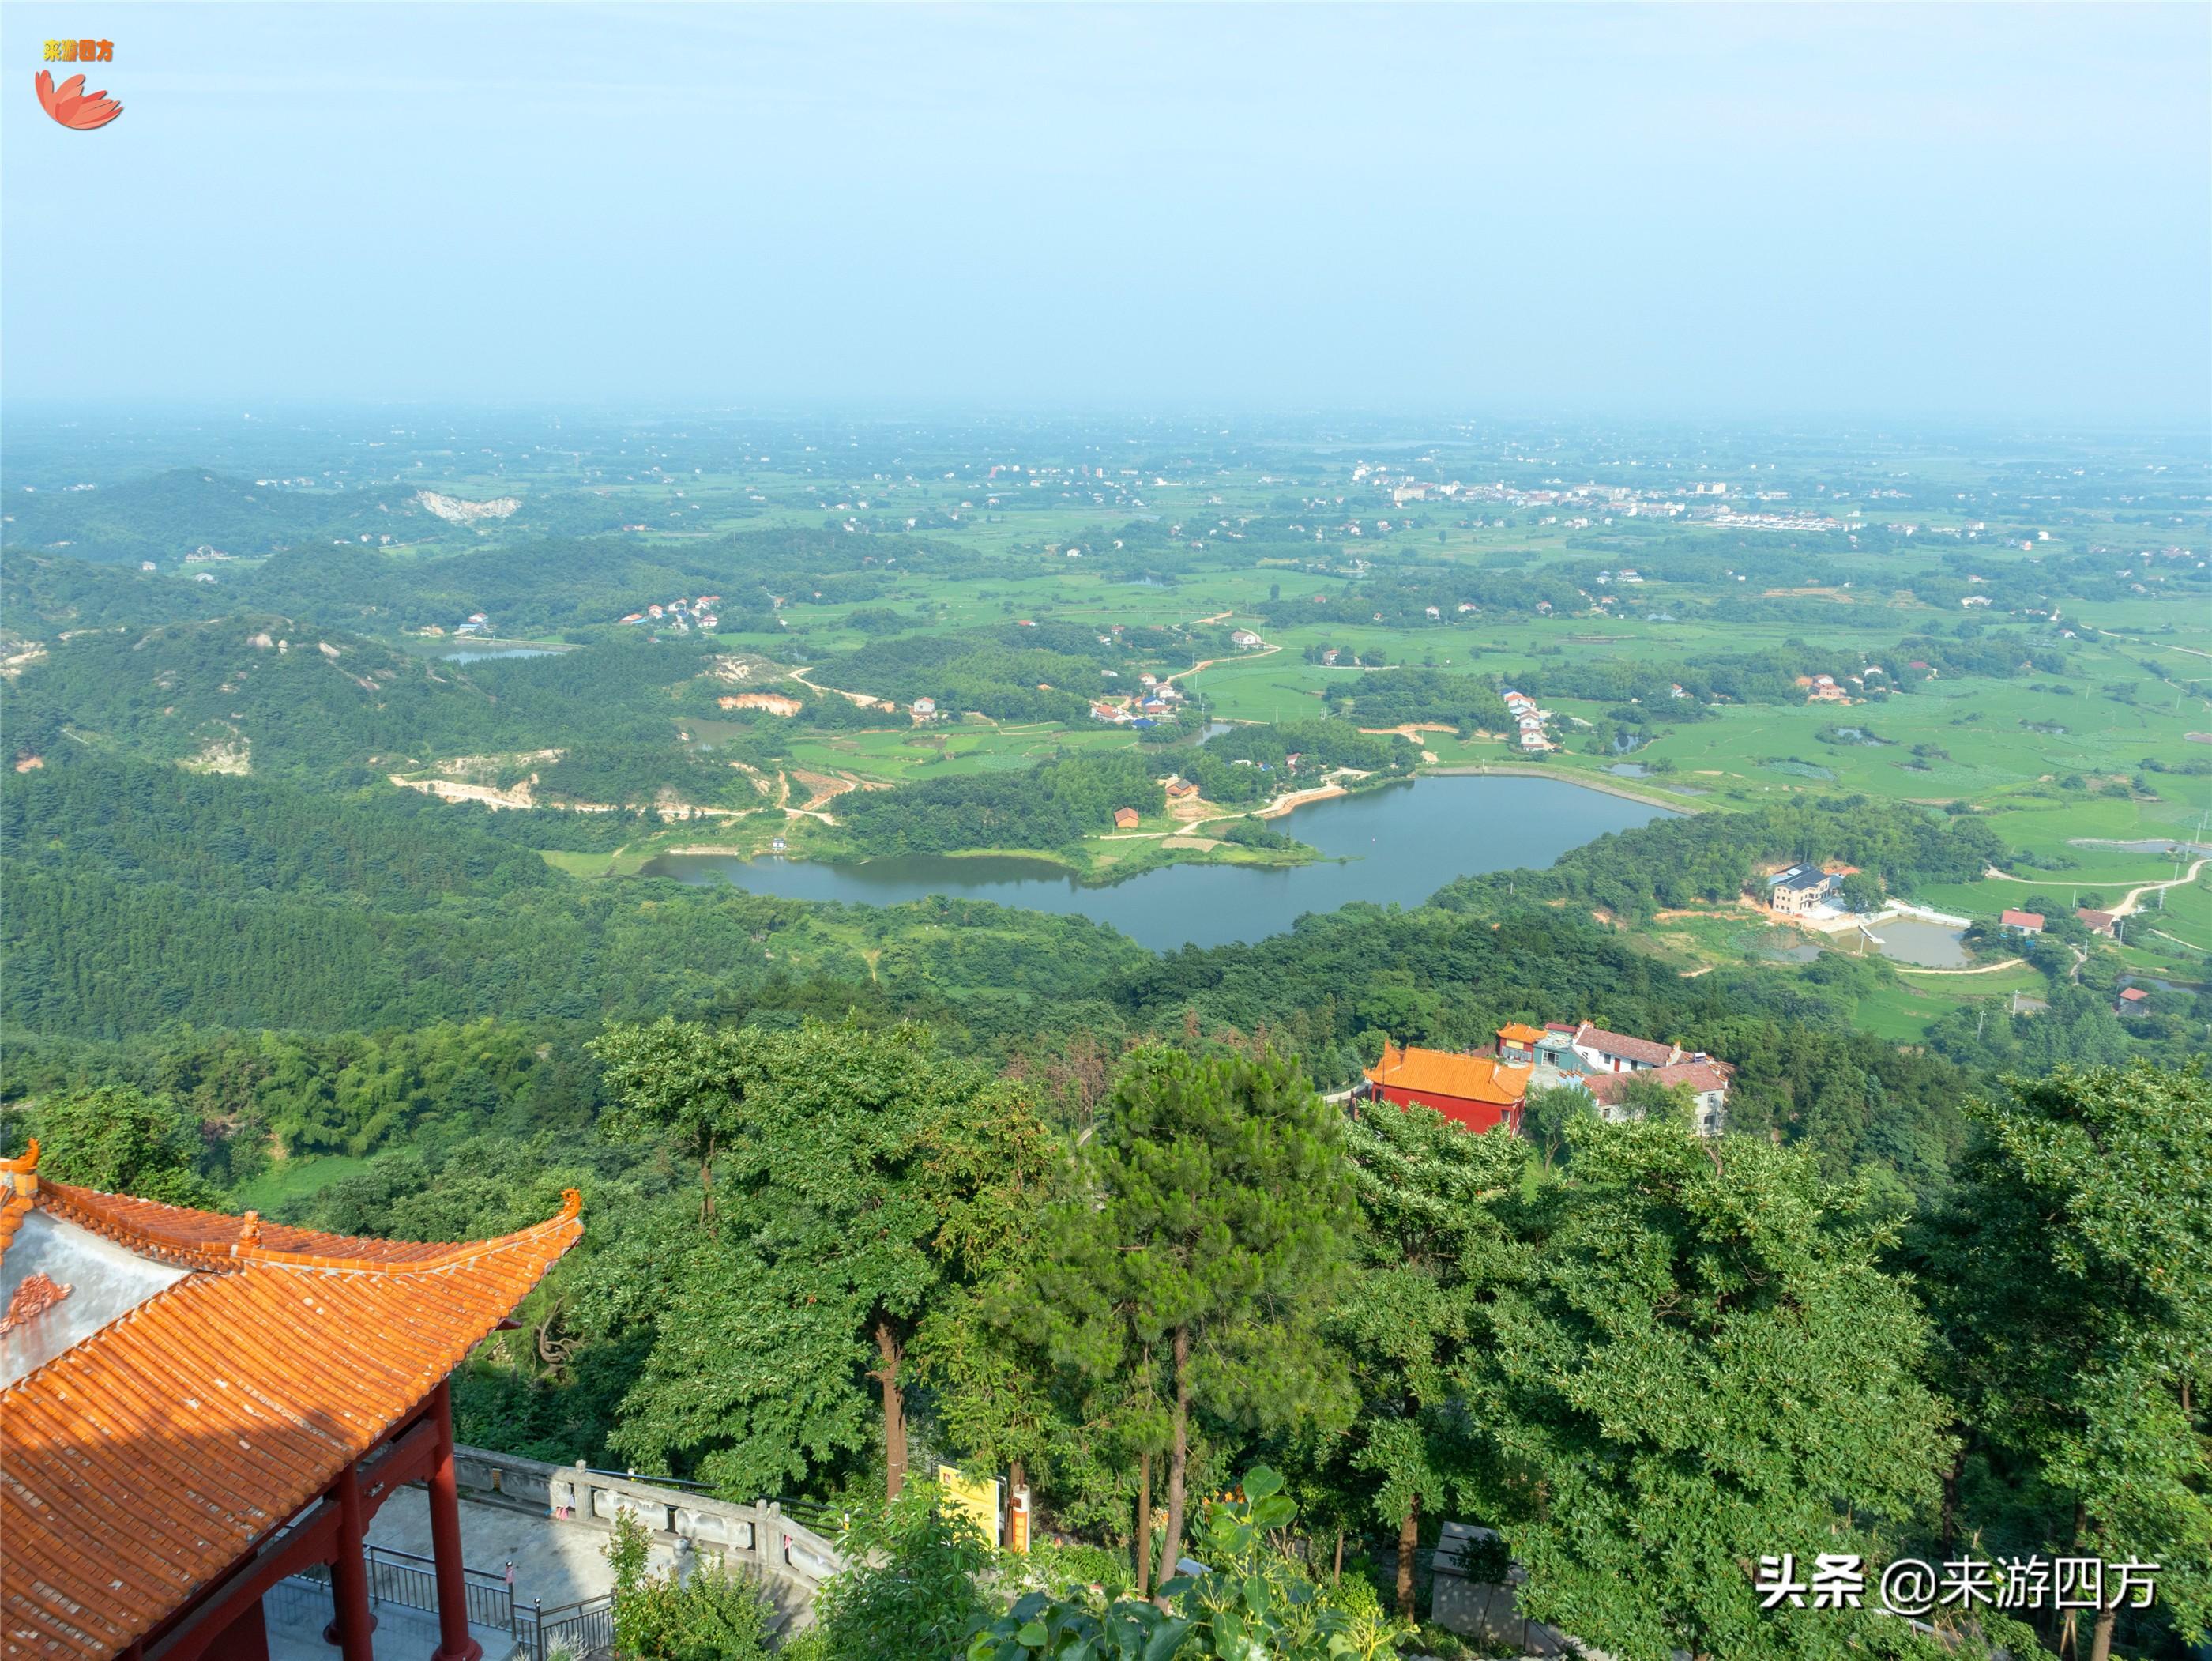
517, 1593, 617, 1661
281, 1545, 615, 1661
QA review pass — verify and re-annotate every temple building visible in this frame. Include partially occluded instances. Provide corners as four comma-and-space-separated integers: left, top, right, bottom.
1364, 1042, 1532, 1135
0, 1141, 582, 1661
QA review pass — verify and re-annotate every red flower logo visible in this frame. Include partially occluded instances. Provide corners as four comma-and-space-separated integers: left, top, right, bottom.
36, 70, 121, 130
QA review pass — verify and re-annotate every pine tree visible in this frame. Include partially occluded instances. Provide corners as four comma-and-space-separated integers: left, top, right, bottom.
1028, 1045, 1355, 1585
1334, 1099, 1525, 1615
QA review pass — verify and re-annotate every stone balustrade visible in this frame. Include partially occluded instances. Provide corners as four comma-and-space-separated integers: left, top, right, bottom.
449, 1445, 846, 1595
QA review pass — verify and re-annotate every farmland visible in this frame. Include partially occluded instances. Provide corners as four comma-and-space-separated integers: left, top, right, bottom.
5, 414, 2206, 1047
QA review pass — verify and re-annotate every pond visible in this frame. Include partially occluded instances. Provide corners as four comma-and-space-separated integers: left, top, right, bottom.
645, 774, 1679, 951
423, 644, 568, 664
1872, 919, 1973, 968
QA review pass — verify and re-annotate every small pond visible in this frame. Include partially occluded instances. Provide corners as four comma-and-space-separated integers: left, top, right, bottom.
1872, 919, 1973, 968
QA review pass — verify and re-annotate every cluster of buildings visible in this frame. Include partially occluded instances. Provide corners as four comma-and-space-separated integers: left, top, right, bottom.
618, 593, 722, 631
1361, 1022, 1732, 1139
1698, 507, 1847, 534
1501, 688, 1554, 752
1793, 665, 1888, 703
1093, 672, 1186, 729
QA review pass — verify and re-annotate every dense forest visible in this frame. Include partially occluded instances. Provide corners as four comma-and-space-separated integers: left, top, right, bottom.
13, 1027, 2205, 1661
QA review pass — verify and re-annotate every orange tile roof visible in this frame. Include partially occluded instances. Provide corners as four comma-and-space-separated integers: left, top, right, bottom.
1367, 1044, 1532, 1106
1, 1174, 581, 1661
1495, 1023, 1546, 1045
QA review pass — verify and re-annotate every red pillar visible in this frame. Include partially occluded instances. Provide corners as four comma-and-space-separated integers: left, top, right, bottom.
329, 1463, 376, 1661
426, 1381, 483, 1661
203, 1594, 269, 1661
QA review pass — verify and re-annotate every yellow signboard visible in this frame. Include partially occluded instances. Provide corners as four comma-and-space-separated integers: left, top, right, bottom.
935, 1462, 1001, 1546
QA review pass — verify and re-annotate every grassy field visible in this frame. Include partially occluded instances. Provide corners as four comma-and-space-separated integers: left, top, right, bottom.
231, 1153, 372, 1212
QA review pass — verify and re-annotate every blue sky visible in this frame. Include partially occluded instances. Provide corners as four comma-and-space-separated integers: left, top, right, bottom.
6, 3, 2207, 420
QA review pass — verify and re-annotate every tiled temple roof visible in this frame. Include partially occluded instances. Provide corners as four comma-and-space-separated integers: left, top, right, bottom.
0, 1157, 581, 1661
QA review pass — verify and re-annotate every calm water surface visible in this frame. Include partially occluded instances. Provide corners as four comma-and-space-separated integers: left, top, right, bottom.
432, 646, 566, 664
646, 774, 1675, 951
1874, 919, 1972, 968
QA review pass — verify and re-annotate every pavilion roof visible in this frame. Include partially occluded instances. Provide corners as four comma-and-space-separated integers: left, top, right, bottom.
0, 1150, 581, 1661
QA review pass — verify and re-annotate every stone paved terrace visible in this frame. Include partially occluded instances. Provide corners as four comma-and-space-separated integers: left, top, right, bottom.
259, 1448, 845, 1659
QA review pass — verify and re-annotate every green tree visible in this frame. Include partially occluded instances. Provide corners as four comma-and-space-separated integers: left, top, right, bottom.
1472, 1118, 1954, 1661
604, 1510, 773, 1661
1519, 1083, 1594, 1171
965, 1466, 1411, 1661
591, 1017, 773, 1235
596, 1016, 1051, 1501
788, 1478, 999, 1661
1609, 1073, 1698, 1127
1334, 1101, 1525, 1615
1836, 871, 1884, 914
26, 1085, 224, 1207
1029, 1046, 1356, 1588
1919, 1062, 2211, 1661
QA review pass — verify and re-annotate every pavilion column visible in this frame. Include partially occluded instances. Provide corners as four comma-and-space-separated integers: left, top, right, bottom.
328, 1463, 376, 1661
425, 1381, 483, 1661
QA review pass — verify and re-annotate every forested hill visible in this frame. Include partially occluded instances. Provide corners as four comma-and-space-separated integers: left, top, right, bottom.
7, 748, 2169, 1212
1, 751, 555, 903
4, 617, 764, 784
4, 527, 974, 640
0, 470, 635, 566
1430, 794, 2008, 921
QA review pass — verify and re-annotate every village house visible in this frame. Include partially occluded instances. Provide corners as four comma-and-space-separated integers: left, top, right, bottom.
1113, 807, 1140, 830
1231, 629, 1265, 649
2076, 908, 2117, 937
1586, 1059, 1731, 1136
2116, 986, 2150, 1015
1164, 778, 1198, 800
2001, 910, 2045, 936
1765, 864, 1840, 916
910, 696, 938, 722
1555, 1021, 1687, 1074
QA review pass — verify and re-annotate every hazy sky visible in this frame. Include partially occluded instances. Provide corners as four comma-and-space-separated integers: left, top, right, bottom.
6, 3, 2207, 420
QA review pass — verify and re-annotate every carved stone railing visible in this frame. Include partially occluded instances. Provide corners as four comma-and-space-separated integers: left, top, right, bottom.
450, 1446, 848, 1598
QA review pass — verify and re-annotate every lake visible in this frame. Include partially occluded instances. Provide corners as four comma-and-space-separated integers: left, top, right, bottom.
645, 774, 1676, 951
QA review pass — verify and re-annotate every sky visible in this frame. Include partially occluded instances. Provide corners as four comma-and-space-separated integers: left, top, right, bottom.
5, 3, 2208, 421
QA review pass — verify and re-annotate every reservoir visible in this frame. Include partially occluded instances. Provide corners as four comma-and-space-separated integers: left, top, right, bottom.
645, 774, 1676, 951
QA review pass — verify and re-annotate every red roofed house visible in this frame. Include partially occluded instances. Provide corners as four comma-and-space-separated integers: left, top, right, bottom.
2077, 908, 2118, 937
1364, 1043, 1531, 1135
2000, 910, 2046, 936
1561, 1021, 1685, 1074
1586, 1059, 1733, 1137
2117, 986, 2150, 1014
1113, 807, 1140, 830
0, 1141, 581, 1661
